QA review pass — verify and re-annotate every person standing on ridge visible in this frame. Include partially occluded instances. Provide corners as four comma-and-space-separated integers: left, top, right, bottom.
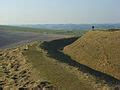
92, 26, 95, 30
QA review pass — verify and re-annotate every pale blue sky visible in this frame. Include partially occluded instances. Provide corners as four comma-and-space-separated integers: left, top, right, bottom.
0, 0, 120, 24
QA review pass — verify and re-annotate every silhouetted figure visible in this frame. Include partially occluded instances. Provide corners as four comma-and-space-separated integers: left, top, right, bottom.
92, 26, 95, 30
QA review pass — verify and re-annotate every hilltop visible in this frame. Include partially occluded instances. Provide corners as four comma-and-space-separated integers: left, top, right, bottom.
64, 30, 120, 80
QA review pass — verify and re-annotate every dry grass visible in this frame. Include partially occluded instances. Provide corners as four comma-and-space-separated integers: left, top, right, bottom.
64, 30, 120, 80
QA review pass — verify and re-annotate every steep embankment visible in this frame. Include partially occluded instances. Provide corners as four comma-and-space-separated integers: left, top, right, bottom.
64, 30, 120, 80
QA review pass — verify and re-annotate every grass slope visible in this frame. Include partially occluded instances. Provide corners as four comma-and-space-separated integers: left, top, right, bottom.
64, 30, 120, 80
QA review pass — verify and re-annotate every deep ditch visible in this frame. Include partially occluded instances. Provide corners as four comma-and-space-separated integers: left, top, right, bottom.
40, 37, 120, 89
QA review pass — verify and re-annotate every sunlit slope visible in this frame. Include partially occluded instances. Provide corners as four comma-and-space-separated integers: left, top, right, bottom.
64, 30, 120, 80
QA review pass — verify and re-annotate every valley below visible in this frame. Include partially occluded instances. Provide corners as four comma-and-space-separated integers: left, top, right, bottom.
0, 29, 70, 49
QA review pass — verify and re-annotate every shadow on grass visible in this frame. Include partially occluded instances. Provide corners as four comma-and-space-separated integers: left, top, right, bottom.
40, 37, 120, 85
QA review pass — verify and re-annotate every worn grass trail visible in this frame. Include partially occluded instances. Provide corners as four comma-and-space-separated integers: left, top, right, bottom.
24, 42, 93, 90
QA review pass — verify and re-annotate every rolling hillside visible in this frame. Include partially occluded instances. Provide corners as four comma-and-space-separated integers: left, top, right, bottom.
64, 30, 120, 80
0, 35, 120, 89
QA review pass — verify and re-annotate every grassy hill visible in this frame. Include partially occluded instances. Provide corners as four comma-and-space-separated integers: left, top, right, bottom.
1, 29, 120, 89
0, 36, 120, 89
64, 30, 120, 80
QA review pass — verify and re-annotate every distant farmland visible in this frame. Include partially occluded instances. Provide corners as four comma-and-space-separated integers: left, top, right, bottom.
0, 25, 87, 48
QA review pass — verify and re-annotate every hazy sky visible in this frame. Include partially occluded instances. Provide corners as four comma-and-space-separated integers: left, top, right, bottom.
0, 0, 120, 24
